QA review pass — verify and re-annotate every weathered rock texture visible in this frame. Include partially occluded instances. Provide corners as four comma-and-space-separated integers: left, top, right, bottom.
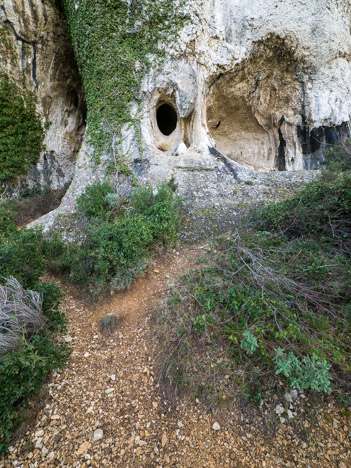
0, 0, 85, 193
139, 0, 351, 172
32, 0, 351, 231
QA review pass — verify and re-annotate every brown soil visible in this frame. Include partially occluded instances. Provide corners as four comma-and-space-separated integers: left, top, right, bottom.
1, 244, 350, 468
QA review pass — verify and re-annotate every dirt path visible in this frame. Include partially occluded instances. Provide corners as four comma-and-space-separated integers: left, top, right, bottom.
1, 245, 351, 468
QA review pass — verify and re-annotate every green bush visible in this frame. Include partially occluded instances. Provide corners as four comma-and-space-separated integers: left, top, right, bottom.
250, 170, 351, 243
76, 182, 115, 220
0, 275, 68, 456
36, 281, 66, 333
54, 183, 180, 298
0, 331, 69, 455
0, 206, 17, 237
67, 215, 154, 291
0, 73, 44, 183
324, 138, 351, 172
0, 227, 46, 289
0, 220, 68, 455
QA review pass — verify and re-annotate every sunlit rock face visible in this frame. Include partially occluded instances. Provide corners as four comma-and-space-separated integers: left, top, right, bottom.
139, 0, 351, 173
0, 0, 85, 193
30, 0, 351, 231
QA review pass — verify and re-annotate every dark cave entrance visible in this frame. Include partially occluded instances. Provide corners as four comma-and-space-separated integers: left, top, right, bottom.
156, 103, 177, 136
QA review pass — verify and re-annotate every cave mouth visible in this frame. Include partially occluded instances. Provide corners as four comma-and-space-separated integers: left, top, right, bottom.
156, 103, 177, 136
207, 94, 274, 171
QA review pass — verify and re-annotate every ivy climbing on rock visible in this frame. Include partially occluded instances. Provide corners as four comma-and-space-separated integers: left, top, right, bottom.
0, 73, 44, 183
61, 0, 188, 165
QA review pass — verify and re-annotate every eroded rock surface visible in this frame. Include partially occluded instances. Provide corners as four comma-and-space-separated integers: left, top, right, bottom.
31, 0, 351, 231
0, 0, 85, 193
139, 0, 351, 172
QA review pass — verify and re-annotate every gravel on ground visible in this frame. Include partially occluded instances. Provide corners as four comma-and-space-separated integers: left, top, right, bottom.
1, 244, 350, 468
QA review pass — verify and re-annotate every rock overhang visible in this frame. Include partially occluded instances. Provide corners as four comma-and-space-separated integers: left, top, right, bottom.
29, 0, 351, 232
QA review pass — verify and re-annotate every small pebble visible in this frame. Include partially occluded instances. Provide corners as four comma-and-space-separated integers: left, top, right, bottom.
93, 429, 103, 441
212, 422, 221, 431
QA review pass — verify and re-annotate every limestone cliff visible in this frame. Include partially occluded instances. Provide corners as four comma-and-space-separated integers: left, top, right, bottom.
30, 0, 351, 230
0, 0, 85, 194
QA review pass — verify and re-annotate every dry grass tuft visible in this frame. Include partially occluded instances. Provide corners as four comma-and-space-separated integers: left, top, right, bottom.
99, 314, 119, 336
0, 277, 43, 355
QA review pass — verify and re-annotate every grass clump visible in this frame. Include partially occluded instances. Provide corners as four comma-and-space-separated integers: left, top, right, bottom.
155, 150, 351, 408
0, 215, 69, 455
99, 314, 119, 336
51, 181, 180, 299
0, 277, 44, 354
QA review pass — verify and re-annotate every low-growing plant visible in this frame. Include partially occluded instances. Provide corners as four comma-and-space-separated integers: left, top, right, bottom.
240, 331, 259, 355
99, 314, 119, 336
155, 159, 351, 408
0, 206, 17, 237
250, 170, 351, 246
0, 275, 67, 455
0, 227, 46, 289
0, 330, 69, 455
273, 348, 332, 393
324, 138, 351, 172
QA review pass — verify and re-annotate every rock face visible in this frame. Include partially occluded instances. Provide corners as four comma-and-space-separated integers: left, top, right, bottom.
0, 0, 85, 193
138, 0, 351, 172
31, 0, 351, 230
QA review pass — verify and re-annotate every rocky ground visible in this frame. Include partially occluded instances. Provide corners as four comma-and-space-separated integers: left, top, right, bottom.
1, 244, 351, 468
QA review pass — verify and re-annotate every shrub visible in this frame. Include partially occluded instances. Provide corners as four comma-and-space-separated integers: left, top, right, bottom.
0, 218, 69, 291
0, 331, 68, 455
250, 170, 351, 245
35, 281, 66, 333
324, 138, 351, 172
76, 182, 115, 220
0, 222, 68, 455
58, 182, 180, 297
0, 206, 17, 237
0, 275, 68, 455
0, 227, 46, 289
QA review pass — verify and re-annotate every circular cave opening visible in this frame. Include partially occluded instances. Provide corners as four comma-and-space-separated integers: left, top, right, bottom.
156, 103, 178, 136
